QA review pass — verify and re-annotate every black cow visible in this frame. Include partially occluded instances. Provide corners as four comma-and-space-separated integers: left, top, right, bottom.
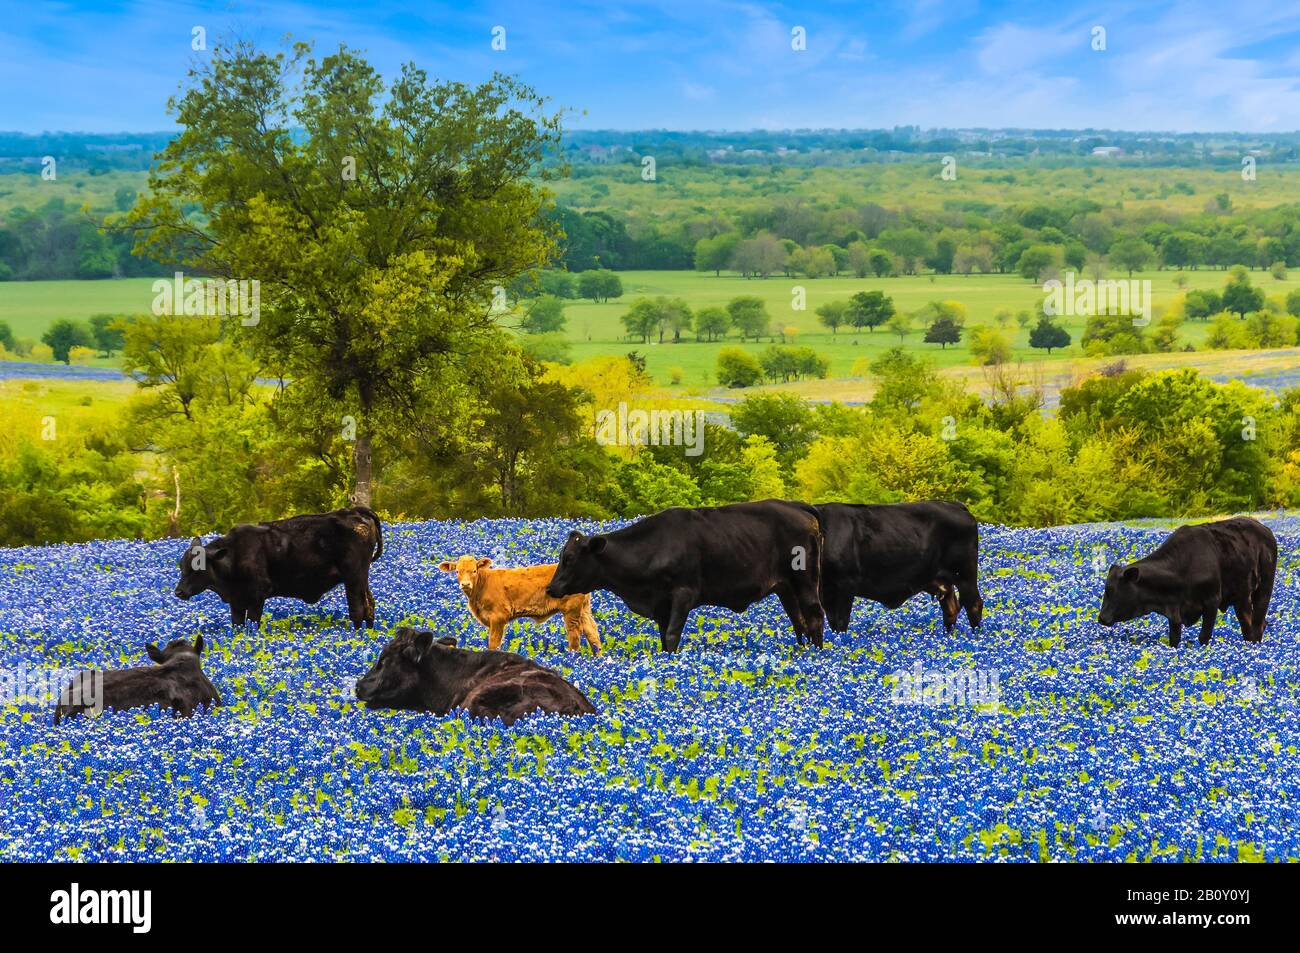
816, 501, 984, 634
174, 506, 382, 628
545, 500, 826, 652
54, 637, 220, 724
1098, 516, 1277, 647
354, 628, 597, 725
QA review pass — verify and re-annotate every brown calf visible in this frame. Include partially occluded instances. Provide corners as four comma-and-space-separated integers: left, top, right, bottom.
438, 555, 602, 655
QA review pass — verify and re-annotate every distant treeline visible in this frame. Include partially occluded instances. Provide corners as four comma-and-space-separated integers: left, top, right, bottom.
10, 185, 1300, 281
560, 128, 1300, 166
0, 132, 174, 173
8, 128, 1300, 279
10, 129, 1300, 176
0, 196, 169, 280
547, 188, 1300, 275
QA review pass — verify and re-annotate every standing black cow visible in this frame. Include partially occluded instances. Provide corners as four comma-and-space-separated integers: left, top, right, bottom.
1098, 516, 1277, 647
545, 500, 826, 652
816, 501, 984, 634
174, 506, 382, 628
354, 628, 597, 725
54, 637, 220, 723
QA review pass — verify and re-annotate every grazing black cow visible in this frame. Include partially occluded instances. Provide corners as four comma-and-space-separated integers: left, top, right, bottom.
545, 500, 826, 652
54, 637, 220, 724
354, 628, 597, 725
1098, 517, 1277, 647
174, 506, 382, 628
816, 501, 984, 634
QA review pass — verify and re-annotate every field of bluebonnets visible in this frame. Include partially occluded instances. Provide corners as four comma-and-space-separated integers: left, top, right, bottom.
1, 514, 1298, 862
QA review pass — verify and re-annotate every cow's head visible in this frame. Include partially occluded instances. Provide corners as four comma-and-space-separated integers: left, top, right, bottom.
145, 635, 205, 664
174, 537, 228, 600
354, 627, 457, 710
1098, 563, 1145, 627
438, 555, 491, 596
545, 531, 607, 598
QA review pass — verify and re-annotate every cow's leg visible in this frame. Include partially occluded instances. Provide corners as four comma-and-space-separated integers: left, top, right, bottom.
955, 543, 984, 629
1198, 607, 1217, 646
775, 586, 808, 645
487, 620, 508, 652
1164, 605, 1185, 642
562, 610, 583, 652
658, 591, 693, 653
343, 579, 367, 629
958, 575, 984, 630
821, 584, 853, 634
1248, 571, 1273, 642
230, 604, 248, 627
799, 593, 825, 649
364, 585, 377, 627
932, 576, 960, 633
247, 599, 266, 626
580, 601, 603, 656
1232, 600, 1255, 645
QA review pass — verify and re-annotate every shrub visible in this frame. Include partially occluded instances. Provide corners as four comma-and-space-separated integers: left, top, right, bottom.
715, 347, 763, 388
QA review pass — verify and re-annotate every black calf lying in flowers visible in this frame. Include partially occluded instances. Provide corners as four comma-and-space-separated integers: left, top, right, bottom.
355, 628, 597, 725
54, 637, 221, 723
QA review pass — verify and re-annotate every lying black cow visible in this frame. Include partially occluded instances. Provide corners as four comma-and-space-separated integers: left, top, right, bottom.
54, 636, 220, 723
1098, 516, 1277, 647
354, 628, 597, 725
816, 501, 984, 634
174, 506, 382, 628
545, 500, 826, 652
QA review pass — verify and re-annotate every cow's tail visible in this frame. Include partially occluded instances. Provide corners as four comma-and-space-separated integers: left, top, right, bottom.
353, 505, 384, 561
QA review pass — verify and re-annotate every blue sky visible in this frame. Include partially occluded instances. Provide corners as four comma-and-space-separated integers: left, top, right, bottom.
4, 0, 1300, 133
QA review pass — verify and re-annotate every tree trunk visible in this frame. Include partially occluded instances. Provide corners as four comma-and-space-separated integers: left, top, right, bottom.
352, 431, 373, 506
167, 466, 182, 537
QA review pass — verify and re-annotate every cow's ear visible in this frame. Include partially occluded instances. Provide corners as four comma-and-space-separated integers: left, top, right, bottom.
476, 558, 491, 569
404, 631, 436, 665
437, 561, 455, 572
189, 536, 203, 550
1122, 565, 1140, 583
586, 535, 607, 554
436, 636, 458, 648
146, 643, 166, 664
193, 634, 205, 656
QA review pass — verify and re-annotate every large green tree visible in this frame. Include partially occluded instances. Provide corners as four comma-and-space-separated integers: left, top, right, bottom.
126, 41, 563, 505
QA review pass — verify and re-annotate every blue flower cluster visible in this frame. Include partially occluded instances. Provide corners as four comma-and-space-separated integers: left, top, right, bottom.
0, 360, 128, 382
1, 515, 1297, 861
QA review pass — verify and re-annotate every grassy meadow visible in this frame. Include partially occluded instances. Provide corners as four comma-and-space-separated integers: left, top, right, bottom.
552, 267, 1300, 386
5, 267, 1300, 388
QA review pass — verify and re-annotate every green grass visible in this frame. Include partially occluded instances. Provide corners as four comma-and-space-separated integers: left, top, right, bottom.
525, 267, 1300, 385
0, 169, 143, 216
0, 277, 155, 338
6, 268, 1300, 386
0, 377, 135, 428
